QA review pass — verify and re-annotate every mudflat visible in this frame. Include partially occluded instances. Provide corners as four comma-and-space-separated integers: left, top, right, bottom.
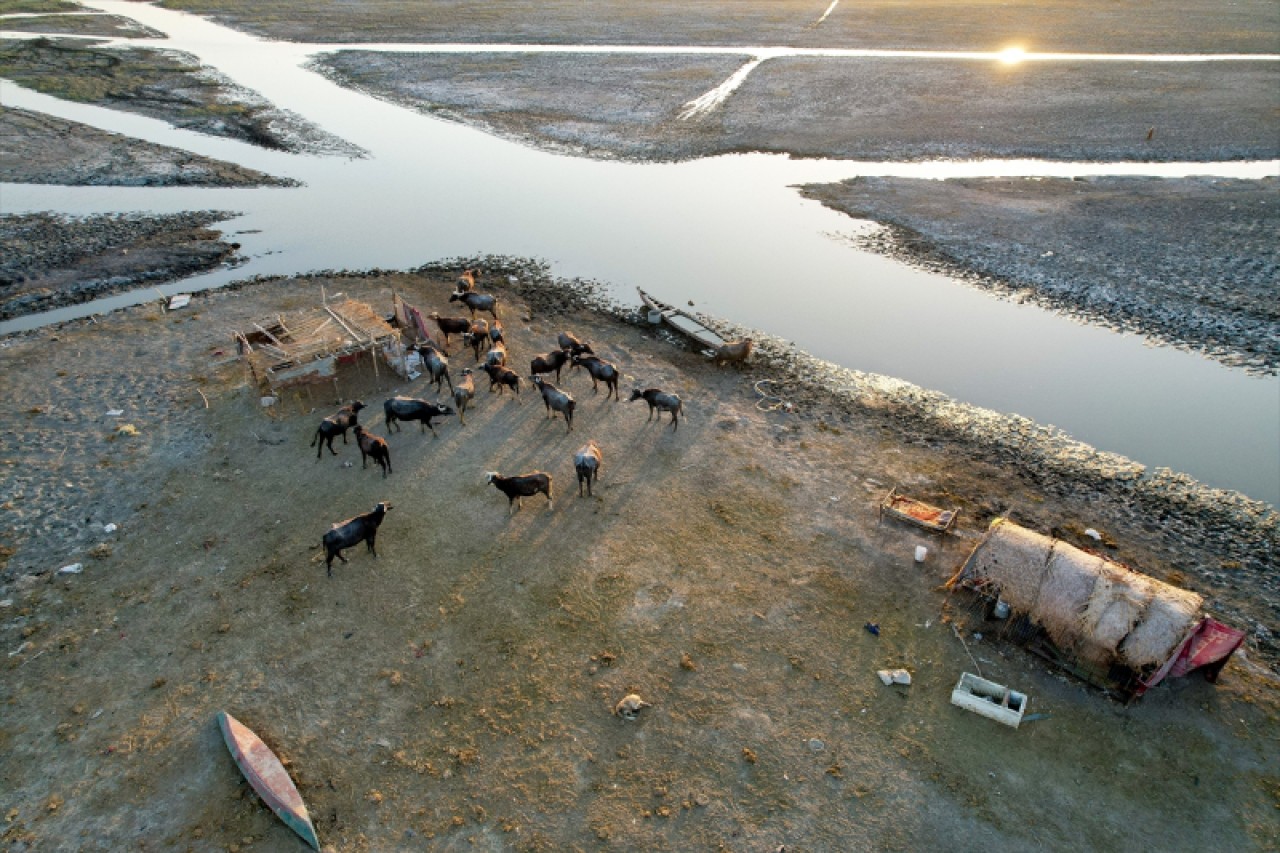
1, 266, 1276, 851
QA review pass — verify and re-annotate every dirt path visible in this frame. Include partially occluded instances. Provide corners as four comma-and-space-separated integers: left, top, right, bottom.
1, 269, 1276, 851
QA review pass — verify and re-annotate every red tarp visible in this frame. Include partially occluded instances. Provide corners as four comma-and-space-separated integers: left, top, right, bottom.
1136, 617, 1246, 696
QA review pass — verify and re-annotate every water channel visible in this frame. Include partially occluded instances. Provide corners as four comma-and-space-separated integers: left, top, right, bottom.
2, 2, 1278, 505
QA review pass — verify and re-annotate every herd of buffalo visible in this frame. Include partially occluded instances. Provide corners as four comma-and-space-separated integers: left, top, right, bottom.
317, 274, 752, 575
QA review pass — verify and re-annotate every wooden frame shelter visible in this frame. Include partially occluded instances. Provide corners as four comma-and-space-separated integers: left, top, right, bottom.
236, 297, 401, 391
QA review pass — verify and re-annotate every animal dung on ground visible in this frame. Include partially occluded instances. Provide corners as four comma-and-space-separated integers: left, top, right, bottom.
613, 693, 652, 721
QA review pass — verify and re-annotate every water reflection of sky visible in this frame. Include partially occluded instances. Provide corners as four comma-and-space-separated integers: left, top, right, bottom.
1, 2, 1277, 505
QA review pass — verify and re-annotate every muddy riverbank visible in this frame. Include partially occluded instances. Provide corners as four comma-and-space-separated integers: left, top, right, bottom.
1, 265, 1276, 852
0, 211, 244, 320
801, 175, 1280, 373
0, 106, 295, 187
0, 37, 362, 157
2, 2, 1278, 850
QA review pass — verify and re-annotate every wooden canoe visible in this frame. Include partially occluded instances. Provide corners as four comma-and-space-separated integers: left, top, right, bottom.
879, 486, 958, 533
637, 287, 727, 351
216, 711, 320, 850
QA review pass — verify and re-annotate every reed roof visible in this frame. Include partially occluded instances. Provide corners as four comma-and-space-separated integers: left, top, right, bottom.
955, 519, 1202, 669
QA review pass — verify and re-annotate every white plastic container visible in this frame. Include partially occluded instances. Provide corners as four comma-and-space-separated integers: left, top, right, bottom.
914, 545, 928, 563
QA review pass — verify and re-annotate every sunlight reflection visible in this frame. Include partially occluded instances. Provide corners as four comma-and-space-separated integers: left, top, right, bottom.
998, 46, 1027, 66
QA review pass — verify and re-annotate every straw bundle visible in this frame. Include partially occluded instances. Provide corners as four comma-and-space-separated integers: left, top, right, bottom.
1076, 565, 1147, 665
958, 520, 1206, 671
966, 520, 1052, 612
1034, 543, 1103, 652
1120, 583, 1203, 668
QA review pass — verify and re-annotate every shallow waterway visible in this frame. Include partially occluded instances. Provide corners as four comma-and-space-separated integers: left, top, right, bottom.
2, 1, 1278, 505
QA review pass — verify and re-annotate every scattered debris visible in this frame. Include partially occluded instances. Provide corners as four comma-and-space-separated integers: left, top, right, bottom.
879, 486, 958, 533
877, 669, 912, 686
56, 563, 83, 575
168, 294, 191, 310
864, 622, 880, 637
613, 693, 652, 721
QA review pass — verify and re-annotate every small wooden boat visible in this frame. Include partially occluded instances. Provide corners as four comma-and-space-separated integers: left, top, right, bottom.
216, 711, 320, 850
637, 287, 727, 352
879, 486, 958, 533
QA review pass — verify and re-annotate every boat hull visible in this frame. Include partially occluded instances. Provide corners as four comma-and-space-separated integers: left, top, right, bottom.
216, 711, 320, 850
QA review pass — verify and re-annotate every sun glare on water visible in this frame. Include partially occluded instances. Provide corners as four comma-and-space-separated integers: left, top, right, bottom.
998, 46, 1027, 65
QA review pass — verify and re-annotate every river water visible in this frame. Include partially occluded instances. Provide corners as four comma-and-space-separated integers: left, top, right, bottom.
2, 2, 1278, 505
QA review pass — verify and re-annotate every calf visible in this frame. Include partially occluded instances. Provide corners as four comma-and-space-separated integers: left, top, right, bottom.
413, 343, 453, 393
353, 425, 392, 477
712, 337, 753, 367
574, 441, 603, 497
429, 312, 472, 351
456, 268, 477, 292
485, 471, 553, 514
488, 319, 505, 346
482, 363, 521, 396
571, 353, 620, 400
629, 387, 684, 431
484, 339, 508, 369
530, 348, 569, 383
532, 376, 576, 432
558, 331, 594, 357
383, 396, 456, 436
461, 318, 490, 361
453, 368, 476, 425
310, 401, 366, 459
448, 289, 500, 320
322, 501, 392, 577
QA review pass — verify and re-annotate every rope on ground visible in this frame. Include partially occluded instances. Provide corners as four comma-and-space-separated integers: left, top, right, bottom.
754, 379, 795, 413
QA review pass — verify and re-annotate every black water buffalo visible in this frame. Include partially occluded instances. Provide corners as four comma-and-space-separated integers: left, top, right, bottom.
383, 396, 456, 436
322, 501, 391, 577
310, 401, 366, 459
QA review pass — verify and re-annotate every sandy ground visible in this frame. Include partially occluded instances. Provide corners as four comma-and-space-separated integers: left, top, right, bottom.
1, 268, 1276, 852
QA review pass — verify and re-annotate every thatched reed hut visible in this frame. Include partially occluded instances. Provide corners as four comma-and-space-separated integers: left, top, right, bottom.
950, 519, 1243, 699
